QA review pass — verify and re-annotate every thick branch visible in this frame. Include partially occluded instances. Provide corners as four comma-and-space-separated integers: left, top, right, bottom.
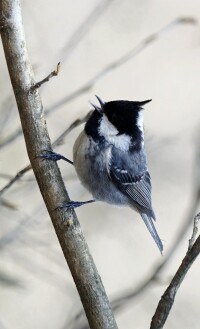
0, 1, 118, 328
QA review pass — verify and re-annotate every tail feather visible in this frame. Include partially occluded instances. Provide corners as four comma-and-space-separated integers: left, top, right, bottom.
141, 213, 163, 254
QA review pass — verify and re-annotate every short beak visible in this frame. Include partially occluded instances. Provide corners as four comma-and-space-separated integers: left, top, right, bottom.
95, 95, 105, 108
89, 95, 105, 114
89, 101, 103, 114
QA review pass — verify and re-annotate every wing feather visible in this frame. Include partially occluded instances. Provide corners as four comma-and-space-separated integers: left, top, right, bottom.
110, 166, 154, 218
108, 147, 163, 252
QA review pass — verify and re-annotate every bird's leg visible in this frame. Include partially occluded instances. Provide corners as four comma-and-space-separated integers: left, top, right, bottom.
38, 150, 73, 165
56, 199, 96, 209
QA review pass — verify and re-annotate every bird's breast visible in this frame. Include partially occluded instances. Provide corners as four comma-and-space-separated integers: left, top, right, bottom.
73, 131, 128, 205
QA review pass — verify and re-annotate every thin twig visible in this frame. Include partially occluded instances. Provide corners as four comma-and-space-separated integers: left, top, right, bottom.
188, 212, 200, 251
0, 126, 22, 150
150, 213, 200, 329
0, 164, 31, 197
31, 62, 60, 90
0, 198, 17, 210
53, 110, 92, 147
0, 271, 22, 287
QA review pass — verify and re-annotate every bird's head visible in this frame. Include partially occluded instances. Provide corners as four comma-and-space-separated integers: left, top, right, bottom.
86, 96, 151, 143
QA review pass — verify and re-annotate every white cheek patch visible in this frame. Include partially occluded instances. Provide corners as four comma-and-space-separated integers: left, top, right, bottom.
98, 115, 118, 137
98, 115, 131, 151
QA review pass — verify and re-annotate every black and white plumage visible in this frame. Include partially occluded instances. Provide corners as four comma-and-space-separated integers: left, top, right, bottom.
73, 96, 163, 253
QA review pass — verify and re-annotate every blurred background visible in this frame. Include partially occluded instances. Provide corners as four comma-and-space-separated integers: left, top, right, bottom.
0, 0, 200, 328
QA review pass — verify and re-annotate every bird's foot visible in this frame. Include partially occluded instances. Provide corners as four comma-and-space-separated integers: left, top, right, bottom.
56, 200, 95, 209
38, 150, 73, 165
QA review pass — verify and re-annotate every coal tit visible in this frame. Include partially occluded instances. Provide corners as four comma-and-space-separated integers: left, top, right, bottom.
43, 96, 163, 253
73, 96, 163, 253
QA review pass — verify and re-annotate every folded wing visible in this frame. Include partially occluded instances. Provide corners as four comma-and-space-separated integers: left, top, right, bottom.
108, 147, 163, 253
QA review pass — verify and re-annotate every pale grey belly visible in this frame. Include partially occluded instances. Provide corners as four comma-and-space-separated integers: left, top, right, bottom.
73, 131, 129, 205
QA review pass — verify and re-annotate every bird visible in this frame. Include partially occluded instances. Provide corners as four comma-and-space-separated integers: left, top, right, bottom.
41, 96, 163, 253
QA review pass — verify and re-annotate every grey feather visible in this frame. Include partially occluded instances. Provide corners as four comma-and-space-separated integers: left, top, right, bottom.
140, 213, 163, 253
108, 147, 163, 252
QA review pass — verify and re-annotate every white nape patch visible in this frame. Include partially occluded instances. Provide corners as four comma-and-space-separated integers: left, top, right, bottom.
137, 111, 145, 146
137, 111, 144, 132
98, 115, 131, 151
